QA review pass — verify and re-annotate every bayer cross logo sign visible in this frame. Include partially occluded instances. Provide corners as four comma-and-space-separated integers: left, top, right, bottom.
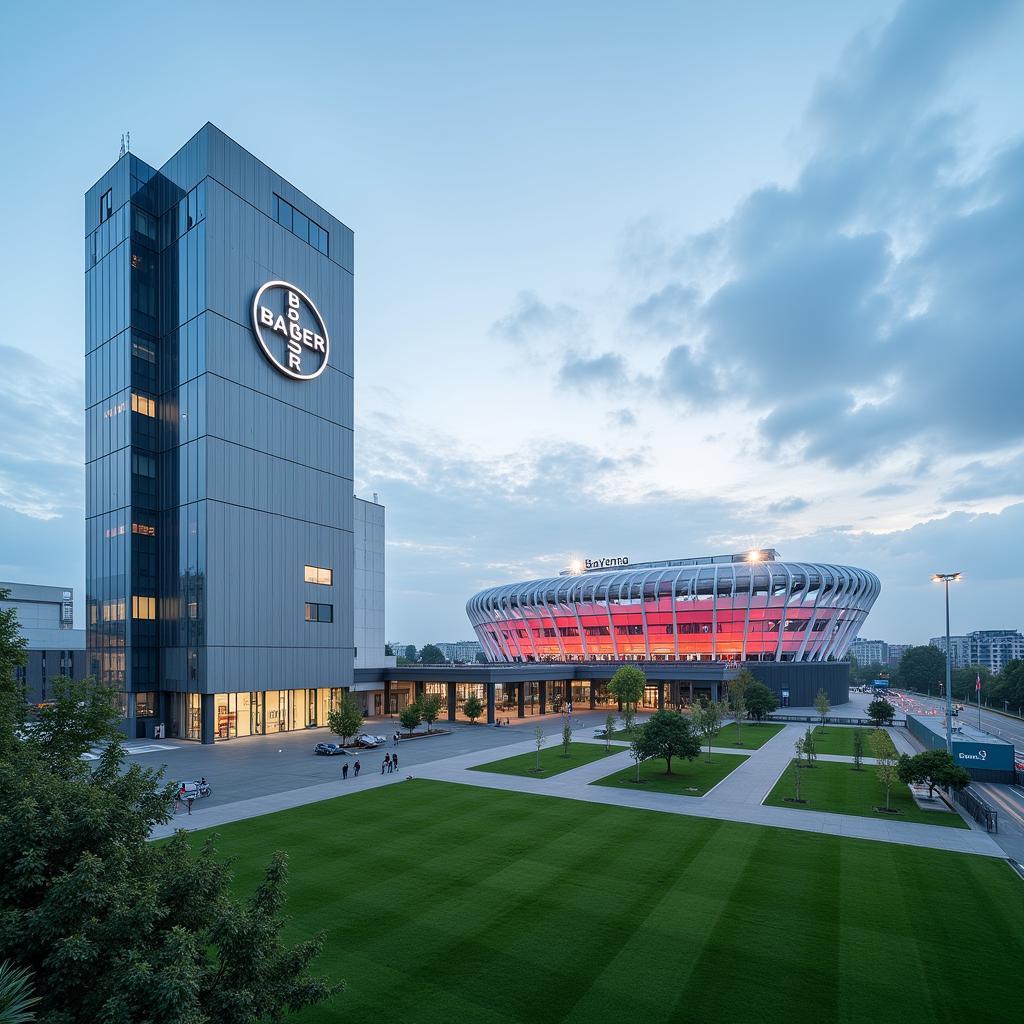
251, 280, 330, 380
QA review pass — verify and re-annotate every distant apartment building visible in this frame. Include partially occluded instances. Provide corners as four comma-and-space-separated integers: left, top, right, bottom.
848, 637, 889, 666
0, 582, 86, 704
930, 631, 1024, 674
436, 640, 484, 663
887, 644, 911, 669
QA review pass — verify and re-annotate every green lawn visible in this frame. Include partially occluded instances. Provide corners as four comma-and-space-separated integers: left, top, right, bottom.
809, 725, 895, 757
469, 742, 618, 778
591, 753, 747, 796
189, 780, 1020, 1023
764, 759, 967, 828
609, 722, 783, 749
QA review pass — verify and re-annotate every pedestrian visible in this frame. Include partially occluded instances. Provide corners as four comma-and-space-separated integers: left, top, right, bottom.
354, 760, 361, 777
381, 756, 386, 775
392, 752, 399, 772
185, 792, 194, 815
176, 784, 186, 813
342, 762, 349, 780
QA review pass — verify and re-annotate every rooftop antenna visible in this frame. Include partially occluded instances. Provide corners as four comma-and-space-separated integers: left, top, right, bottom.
126, 130, 130, 153
119, 134, 125, 158
372, 492, 379, 504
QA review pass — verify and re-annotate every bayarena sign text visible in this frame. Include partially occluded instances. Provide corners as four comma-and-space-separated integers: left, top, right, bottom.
251, 280, 330, 380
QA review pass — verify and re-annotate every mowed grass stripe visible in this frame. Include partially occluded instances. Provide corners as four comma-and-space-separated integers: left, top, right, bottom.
188, 780, 1023, 1024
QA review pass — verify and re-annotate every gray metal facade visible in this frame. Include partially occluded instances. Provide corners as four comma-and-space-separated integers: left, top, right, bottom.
84, 124, 354, 740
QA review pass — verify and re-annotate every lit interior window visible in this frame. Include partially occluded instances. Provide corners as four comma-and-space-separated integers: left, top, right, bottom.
131, 393, 156, 417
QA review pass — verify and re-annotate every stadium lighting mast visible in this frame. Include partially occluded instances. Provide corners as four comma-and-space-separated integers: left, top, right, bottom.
931, 572, 962, 753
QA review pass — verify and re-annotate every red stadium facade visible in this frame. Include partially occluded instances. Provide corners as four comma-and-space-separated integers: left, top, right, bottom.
467, 551, 880, 665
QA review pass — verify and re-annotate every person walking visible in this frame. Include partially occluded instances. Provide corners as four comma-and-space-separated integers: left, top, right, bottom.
381, 755, 387, 775
392, 752, 399, 772
342, 762, 349, 780
354, 760, 361, 777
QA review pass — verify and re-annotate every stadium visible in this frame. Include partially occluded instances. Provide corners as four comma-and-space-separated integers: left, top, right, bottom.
467, 550, 880, 666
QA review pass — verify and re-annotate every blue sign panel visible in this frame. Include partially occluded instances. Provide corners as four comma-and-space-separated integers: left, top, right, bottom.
952, 741, 1015, 772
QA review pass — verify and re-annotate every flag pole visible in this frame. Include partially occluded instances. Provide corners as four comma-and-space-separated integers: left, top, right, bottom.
977, 673, 982, 731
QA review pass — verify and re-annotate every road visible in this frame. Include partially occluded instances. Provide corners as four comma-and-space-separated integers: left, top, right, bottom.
897, 691, 1024, 752
971, 781, 1024, 864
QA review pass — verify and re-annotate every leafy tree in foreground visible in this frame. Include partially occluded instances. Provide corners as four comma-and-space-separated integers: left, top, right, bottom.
327, 689, 363, 744
533, 723, 546, 772
867, 697, 896, 727
0, 671, 339, 1023
561, 718, 573, 757
608, 665, 646, 735
604, 711, 616, 752
852, 728, 865, 771
462, 694, 483, 723
729, 671, 752, 745
802, 725, 817, 766
814, 688, 831, 724
399, 702, 422, 735
793, 738, 804, 801
691, 698, 725, 763
870, 729, 900, 811
897, 749, 971, 798
0, 962, 39, 1024
419, 692, 442, 732
632, 710, 699, 775
744, 680, 779, 720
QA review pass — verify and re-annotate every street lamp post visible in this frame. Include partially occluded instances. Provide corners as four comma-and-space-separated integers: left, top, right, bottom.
932, 572, 962, 754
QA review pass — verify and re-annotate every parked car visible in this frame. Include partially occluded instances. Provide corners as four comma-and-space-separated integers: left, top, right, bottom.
355, 733, 387, 748
313, 741, 346, 755
593, 726, 610, 738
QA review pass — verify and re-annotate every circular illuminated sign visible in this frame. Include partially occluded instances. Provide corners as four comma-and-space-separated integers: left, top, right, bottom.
251, 280, 330, 380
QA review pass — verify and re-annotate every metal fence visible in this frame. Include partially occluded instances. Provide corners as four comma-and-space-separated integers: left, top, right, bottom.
768, 713, 907, 727
949, 786, 998, 832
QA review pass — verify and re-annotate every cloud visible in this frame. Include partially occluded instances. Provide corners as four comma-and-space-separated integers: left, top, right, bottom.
557, 351, 627, 392
627, 282, 698, 338
490, 291, 585, 344
0, 345, 82, 521
863, 483, 915, 498
942, 451, 1024, 502
766, 496, 810, 515
612, 408, 636, 427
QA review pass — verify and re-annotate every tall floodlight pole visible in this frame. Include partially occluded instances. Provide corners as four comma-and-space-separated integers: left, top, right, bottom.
932, 572, 962, 753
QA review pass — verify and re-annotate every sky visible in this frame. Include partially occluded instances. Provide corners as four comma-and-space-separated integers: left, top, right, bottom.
1, 0, 1023, 646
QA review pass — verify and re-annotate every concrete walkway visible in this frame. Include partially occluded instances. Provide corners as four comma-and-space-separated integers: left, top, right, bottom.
154, 720, 1005, 859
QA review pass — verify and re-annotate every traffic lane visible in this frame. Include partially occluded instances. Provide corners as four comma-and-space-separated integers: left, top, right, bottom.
895, 692, 1024, 750
971, 782, 1024, 864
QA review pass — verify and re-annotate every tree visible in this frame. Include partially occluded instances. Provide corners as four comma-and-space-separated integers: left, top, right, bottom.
871, 729, 899, 811
802, 725, 817, 766
898, 645, 946, 695
475, 652, 488, 664
632, 710, 700, 775
462, 694, 483, 724
897, 749, 971, 798
0, 962, 38, 1024
326, 690, 363, 744
608, 665, 646, 735
814, 689, 831, 723
404, 644, 417, 662
604, 711, 616, 752
691, 698, 724, 763
0, 673, 339, 1022
533, 723, 546, 772
729, 670, 754, 745
744, 680, 779, 720
793, 738, 804, 801
629, 732, 645, 783
852, 728, 866, 771
419, 692, 442, 732
561, 718, 573, 757
420, 644, 445, 665
399, 702, 422, 735
384, 643, 395, 657
867, 697, 896, 727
